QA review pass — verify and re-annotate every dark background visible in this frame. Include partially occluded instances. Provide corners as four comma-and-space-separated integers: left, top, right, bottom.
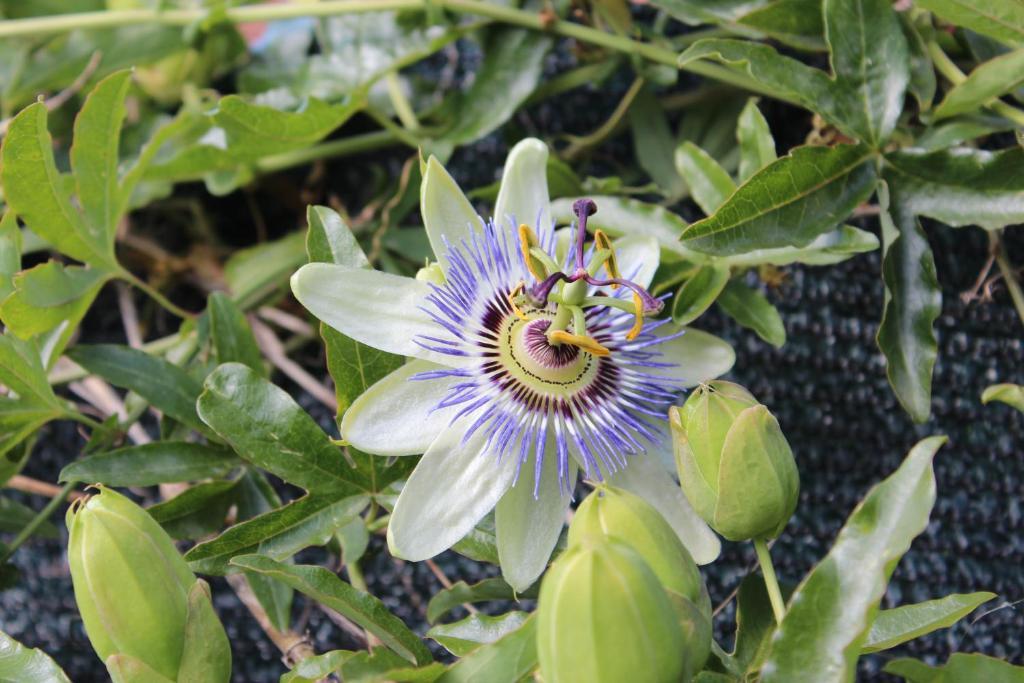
2, 26, 1023, 683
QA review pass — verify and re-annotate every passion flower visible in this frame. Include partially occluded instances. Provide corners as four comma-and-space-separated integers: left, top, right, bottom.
291, 138, 734, 590
66, 486, 231, 682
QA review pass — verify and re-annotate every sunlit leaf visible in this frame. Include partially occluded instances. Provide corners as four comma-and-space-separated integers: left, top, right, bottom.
427, 612, 530, 657
863, 592, 996, 653
885, 653, 1024, 682
436, 613, 537, 683
981, 383, 1024, 412
0, 628, 70, 682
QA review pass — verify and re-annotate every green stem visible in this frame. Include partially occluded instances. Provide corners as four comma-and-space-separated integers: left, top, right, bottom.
66, 410, 106, 432
0, 481, 76, 564
562, 76, 645, 160
117, 269, 195, 320
992, 230, 1024, 329
753, 538, 786, 625
347, 559, 369, 593
0, 1, 792, 104
928, 42, 1024, 128
385, 72, 420, 132
254, 130, 399, 174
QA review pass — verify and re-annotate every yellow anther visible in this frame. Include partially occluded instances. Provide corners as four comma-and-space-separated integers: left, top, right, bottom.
626, 292, 644, 341
549, 330, 611, 356
593, 230, 620, 288
508, 281, 528, 321
518, 224, 546, 281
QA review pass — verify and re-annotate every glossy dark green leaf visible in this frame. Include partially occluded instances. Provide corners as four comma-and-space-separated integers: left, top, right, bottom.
717, 279, 786, 348
736, 98, 777, 182
681, 144, 877, 256
436, 613, 537, 683
0, 103, 112, 268
427, 578, 538, 624
823, 0, 909, 147
208, 292, 264, 375
672, 265, 731, 325
213, 95, 361, 160
0, 497, 58, 538
185, 493, 367, 574
0, 262, 109, 339
901, 14, 937, 111
68, 344, 206, 433
59, 442, 239, 486
70, 69, 132, 247
876, 182, 941, 423
914, 1, 1024, 47
933, 48, 1024, 119
760, 436, 947, 682
630, 86, 687, 200
197, 363, 371, 495
675, 142, 736, 214
148, 480, 239, 540
427, 612, 530, 657
982, 383, 1024, 412
0, 628, 70, 683
885, 653, 1024, 682
441, 27, 552, 145
885, 147, 1024, 230
232, 554, 433, 665
736, 0, 825, 51
863, 592, 995, 653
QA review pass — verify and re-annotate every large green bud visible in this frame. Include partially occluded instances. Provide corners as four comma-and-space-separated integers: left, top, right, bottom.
67, 486, 231, 682
670, 381, 799, 541
537, 539, 688, 683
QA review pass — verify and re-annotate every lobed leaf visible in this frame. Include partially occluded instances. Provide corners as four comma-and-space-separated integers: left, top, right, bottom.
760, 436, 947, 682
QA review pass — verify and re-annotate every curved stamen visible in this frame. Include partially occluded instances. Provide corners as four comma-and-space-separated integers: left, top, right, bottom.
584, 275, 664, 315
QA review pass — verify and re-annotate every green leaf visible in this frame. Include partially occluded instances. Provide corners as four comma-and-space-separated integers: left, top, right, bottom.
718, 225, 879, 268
736, 98, 777, 182
885, 147, 1024, 230
0, 262, 109, 339
876, 182, 941, 423
427, 612, 530, 657
306, 205, 369, 269
281, 651, 350, 683
823, 0, 909, 147
0, 497, 58, 538
0, 628, 70, 683
0, 102, 112, 267
862, 592, 996, 653
436, 613, 537, 683
441, 27, 552, 145
232, 554, 433, 666
901, 14, 937, 111
675, 142, 737, 214
70, 69, 132, 247
59, 441, 238, 486
933, 47, 1024, 119
681, 144, 877, 256
196, 363, 371, 495
67, 344, 207, 433
717, 279, 786, 347
913, 0, 1024, 47
186, 493, 367, 574
653, 0, 773, 25
885, 653, 1024, 682
736, 0, 825, 51
340, 649, 444, 683
672, 265, 731, 325
760, 436, 947, 683
213, 95, 362, 160
630, 86, 687, 200
730, 574, 795, 673
208, 292, 264, 375
982, 383, 1024, 412
0, 214, 22, 303
148, 480, 240, 540
0, 334, 64, 413
426, 578, 538, 624
225, 230, 308, 309
176, 580, 232, 683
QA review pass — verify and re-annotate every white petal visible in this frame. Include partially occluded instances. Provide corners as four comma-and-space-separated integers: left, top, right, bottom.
609, 453, 721, 564
612, 235, 660, 289
494, 138, 551, 236
421, 156, 480, 270
291, 263, 470, 369
341, 360, 460, 456
650, 326, 735, 388
495, 450, 576, 592
388, 422, 518, 561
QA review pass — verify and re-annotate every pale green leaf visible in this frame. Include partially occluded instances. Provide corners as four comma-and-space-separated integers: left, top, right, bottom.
982, 383, 1024, 412
675, 142, 736, 215
934, 47, 1024, 119
736, 98, 777, 182
0, 628, 70, 683
863, 592, 996, 653
717, 279, 786, 347
885, 653, 1024, 682
427, 612, 530, 657
913, 0, 1024, 47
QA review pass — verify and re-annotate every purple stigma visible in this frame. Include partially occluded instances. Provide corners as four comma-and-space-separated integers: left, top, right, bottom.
572, 198, 597, 270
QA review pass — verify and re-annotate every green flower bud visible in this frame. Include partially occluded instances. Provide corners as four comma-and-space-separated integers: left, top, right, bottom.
537, 539, 689, 683
670, 381, 799, 541
415, 262, 446, 286
568, 485, 709, 614
67, 487, 230, 682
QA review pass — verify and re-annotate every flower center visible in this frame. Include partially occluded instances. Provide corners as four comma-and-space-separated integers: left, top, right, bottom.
497, 308, 599, 394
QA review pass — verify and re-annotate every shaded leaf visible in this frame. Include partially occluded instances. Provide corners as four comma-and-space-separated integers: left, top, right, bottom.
630, 86, 687, 200
863, 592, 996, 653
427, 578, 538, 624
427, 612, 530, 657
59, 442, 238, 486
672, 265, 731, 325
0, 262, 109, 339
885, 653, 1024, 682
675, 142, 736, 214
760, 436, 947, 682
914, 0, 1024, 47
934, 47, 1024, 120
982, 383, 1024, 412
681, 144, 877, 256
224, 230, 308, 309
0, 628, 70, 682
436, 613, 537, 683
717, 279, 786, 347
0, 497, 58, 539
737, 0, 825, 51
876, 182, 941, 423
148, 480, 240, 540
901, 14, 937, 111
736, 98, 777, 182
731, 574, 795, 673
208, 292, 264, 375
232, 554, 433, 665
213, 95, 361, 160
